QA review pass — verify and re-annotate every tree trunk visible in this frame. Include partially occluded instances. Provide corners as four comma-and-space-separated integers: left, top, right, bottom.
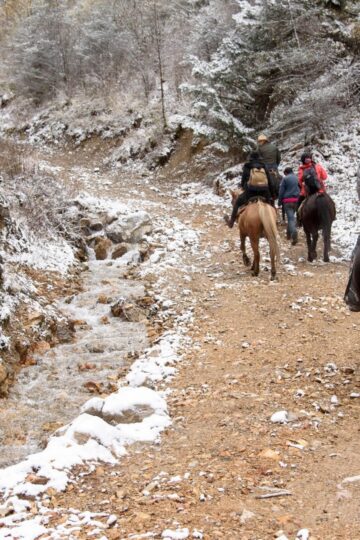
153, 1, 167, 129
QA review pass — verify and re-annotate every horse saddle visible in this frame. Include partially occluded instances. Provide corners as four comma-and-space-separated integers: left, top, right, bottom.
248, 196, 268, 204
237, 197, 270, 219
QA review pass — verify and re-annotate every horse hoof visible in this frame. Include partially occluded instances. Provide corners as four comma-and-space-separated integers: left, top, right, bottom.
251, 270, 259, 277
308, 256, 313, 263
324, 256, 330, 263
271, 273, 276, 281
243, 256, 250, 267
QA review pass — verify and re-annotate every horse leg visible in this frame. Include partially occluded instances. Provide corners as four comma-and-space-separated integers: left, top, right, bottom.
305, 230, 313, 262
323, 225, 331, 263
311, 231, 319, 260
270, 244, 277, 281
240, 232, 250, 267
250, 236, 260, 276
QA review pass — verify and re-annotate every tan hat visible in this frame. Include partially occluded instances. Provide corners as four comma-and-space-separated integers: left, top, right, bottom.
258, 134, 268, 142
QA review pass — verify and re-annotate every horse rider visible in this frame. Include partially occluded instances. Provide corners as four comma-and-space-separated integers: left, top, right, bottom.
278, 167, 300, 245
256, 134, 281, 170
256, 133, 281, 192
224, 151, 276, 229
297, 152, 328, 206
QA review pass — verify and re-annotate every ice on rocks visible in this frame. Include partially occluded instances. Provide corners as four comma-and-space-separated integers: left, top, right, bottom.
239, 509, 256, 524
296, 529, 310, 540
0, 403, 172, 498
341, 474, 360, 484
162, 528, 189, 540
82, 386, 168, 421
270, 411, 289, 424
126, 333, 182, 387
106, 212, 152, 243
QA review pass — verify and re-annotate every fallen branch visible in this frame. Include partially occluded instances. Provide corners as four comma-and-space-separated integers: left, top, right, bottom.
255, 490, 292, 499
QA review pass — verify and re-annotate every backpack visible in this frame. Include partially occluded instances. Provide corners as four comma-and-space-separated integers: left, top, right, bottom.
303, 166, 321, 194
249, 167, 268, 187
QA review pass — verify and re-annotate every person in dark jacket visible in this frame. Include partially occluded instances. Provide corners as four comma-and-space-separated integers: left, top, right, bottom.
224, 151, 276, 229
257, 134, 282, 196
256, 134, 281, 168
278, 167, 300, 245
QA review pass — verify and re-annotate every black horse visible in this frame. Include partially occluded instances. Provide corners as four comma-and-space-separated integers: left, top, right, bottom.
300, 193, 336, 262
345, 236, 360, 311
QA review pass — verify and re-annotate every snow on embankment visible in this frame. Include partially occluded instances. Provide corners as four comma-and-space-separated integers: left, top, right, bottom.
0, 186, 78, 394
321, 119, 360, 259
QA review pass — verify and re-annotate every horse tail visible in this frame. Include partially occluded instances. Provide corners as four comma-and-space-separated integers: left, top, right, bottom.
258, 201, 280, 262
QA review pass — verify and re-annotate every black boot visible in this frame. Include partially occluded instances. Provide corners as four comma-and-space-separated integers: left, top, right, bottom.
224, 192, 247, 229
224, 215, 235, 229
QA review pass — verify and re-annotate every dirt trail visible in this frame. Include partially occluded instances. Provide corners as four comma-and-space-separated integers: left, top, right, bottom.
39, 168, 360, 540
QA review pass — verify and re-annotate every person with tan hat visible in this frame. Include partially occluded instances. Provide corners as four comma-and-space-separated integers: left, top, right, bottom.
256, 134, 281, 168
256, 134, 281, 196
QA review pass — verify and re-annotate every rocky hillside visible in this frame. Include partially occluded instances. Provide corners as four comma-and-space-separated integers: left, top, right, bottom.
0, 1, 359, 157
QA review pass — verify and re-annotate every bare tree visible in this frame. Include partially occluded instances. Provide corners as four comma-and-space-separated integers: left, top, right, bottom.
152, 1, 167, 128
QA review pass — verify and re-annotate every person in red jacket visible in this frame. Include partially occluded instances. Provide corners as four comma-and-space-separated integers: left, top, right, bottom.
298, 152, 328, 198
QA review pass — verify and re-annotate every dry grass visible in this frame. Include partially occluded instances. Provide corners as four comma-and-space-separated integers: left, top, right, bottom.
0, 139, 24, 179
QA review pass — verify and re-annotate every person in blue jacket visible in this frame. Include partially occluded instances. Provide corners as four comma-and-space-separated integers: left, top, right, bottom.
278, 167, 300, 245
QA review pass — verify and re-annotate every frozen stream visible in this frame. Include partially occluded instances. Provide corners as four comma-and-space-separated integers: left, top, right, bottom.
0, 256, 148, 468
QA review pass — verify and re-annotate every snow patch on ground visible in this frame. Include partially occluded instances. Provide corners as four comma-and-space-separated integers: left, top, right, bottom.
174, 182, 228, 208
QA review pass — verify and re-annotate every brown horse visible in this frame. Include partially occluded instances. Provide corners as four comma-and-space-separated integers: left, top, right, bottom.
230, 190, 280, 280
300, 193, 336, 262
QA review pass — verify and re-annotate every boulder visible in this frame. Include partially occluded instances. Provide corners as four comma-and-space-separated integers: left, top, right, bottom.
25, 311, 45, 327
111, 244, 128, 259
15, 339, 30, 361
106, 212, 152, 244
111, 297, 146, 322
94, 237, 112, 260
55, 320, 75, 343
89, 221, 103, 232
80, 218, 91, 228
106, 224, 123, 244
139, 241, 150, 261
120, 249, 141, 266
